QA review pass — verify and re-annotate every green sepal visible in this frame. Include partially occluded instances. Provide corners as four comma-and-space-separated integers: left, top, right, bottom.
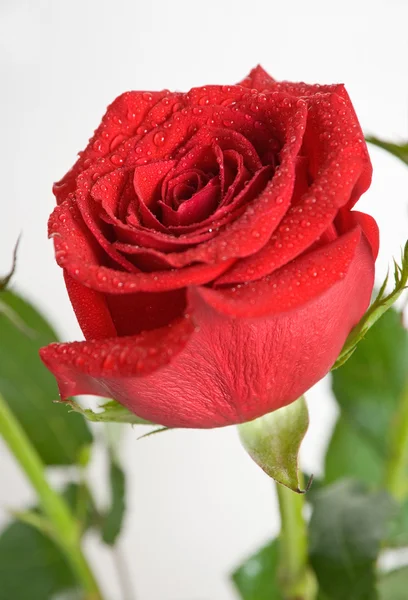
64, 398, 153, 425
238, 397, 310, 493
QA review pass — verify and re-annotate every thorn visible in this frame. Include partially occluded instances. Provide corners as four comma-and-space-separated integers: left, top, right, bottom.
0, 235, 21, 291
304, 473, 314, 493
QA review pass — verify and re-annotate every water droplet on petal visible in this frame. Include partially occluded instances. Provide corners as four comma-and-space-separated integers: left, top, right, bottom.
153, 131, 166, 146
110, 154, 124, 165
92, 140, 103, 152
197, 96, 209, 106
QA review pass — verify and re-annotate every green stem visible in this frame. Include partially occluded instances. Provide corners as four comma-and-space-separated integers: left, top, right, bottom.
384, 380, 408, 501
276, 475, 317, 600
0, 393, 103, 600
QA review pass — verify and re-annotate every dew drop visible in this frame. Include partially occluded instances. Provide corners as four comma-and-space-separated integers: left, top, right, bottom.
97, 272, 107, 283
75, 356, 85, 367
92, 140, 103, 152
172, 102, 183, 113
153, 131, 166, 146
110, 154, 124, 166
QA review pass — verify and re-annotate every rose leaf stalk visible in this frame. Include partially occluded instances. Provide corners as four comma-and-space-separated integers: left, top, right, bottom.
0, 392, 103, 600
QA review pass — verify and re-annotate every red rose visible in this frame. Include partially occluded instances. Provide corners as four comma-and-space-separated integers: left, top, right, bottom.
40, 66, 378, 428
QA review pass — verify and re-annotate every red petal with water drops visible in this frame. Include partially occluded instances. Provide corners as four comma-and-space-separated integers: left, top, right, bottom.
58, 227, 374, 429
65, 270, 187, 339
63, 272, 117, 340
240, 64, 352, 100
217, 91, 371, 285
39, 313, 195, 402
49, 199, 235, 292
159, 178, 220, 227
133, 159, 177, 210
336, 209, 379, 259
238, 65, 276, 90
53, 90, 172, 204
195, 226, 369, 318
239, 65, 371, 209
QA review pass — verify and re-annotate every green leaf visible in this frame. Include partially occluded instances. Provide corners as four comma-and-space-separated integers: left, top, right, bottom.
101, 458, 126, 545
231, 539, 284, 600
326, 308, 408, 486
238, 397, 309, 493
62, 482, 100, 534
366, 136, 408, 166
0, 520, 77, 600
378, 567, 408, 599
309, 480, 395, 600
325, 417, 383, 487
0, 481, 100, 600
66, 398, 152, 425
385, 498, 408, 548
0, 290, 92, 465
333, 243, 408, 369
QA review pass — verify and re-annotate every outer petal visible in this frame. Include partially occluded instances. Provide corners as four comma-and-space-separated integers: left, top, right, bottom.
39, 314, 195, 400
44, 225, 374, 428
239, 65, 372, 209
336, 210, 379, 259
217, 91, 371, 285
199, 226, 364, 318
53, 90, 173, 204
63, 272, 116, 340
240, 64, 352, 99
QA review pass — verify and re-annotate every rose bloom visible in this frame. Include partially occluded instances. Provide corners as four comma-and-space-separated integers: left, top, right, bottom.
40, 66, 378, 428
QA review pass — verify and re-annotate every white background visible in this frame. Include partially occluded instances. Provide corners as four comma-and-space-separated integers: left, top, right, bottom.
1, 1, 408, 598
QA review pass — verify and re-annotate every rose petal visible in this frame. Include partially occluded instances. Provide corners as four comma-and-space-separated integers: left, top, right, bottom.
39, 313, 195, 400
217, 92, 371, 285
197, 226, 365, 318
105, 289, 187, 336
51, 227, 374, 429
50, 199, 235, 292
133, 159, 177, 209
336, 209, 379, 259
240, 66, 371, 209
159, 178, 220, 227
53, 90, 171, 204
112, 164, 274, 268
63, 272, 117, 340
